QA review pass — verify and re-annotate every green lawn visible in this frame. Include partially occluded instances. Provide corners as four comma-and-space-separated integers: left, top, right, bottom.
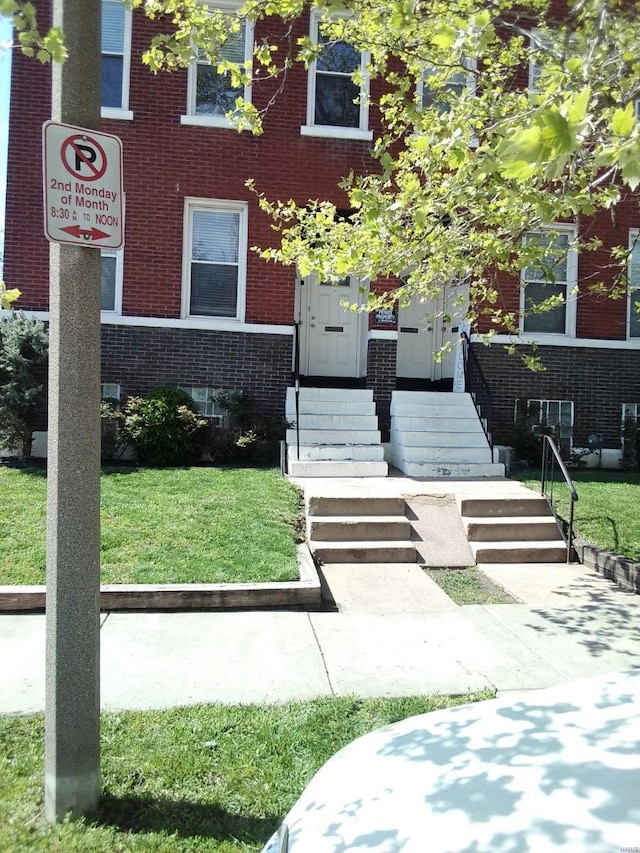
511, 469, 640, 562
425, 567, 518, 605
0, 466, 302, 585
0, 692, 493, 853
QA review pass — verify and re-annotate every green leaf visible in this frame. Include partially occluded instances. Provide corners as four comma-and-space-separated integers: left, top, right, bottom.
433, 25, 457, 49
612, 103, 635, 137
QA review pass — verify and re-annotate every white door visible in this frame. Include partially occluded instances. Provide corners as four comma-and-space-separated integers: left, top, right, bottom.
396, 283, 467, 381
298, 274, 365, 377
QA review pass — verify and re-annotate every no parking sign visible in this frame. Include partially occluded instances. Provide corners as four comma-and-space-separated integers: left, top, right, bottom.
43, 121, 124, 249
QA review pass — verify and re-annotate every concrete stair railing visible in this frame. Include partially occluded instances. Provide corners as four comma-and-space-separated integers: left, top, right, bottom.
389, 390, 505, 478
305, 496, 416, 563
286, 387, 388, 477
459, 496, 569, 564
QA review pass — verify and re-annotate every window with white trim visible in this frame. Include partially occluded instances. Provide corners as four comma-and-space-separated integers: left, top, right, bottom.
521, 398, 574, 455
521, 227, 577, 335
179, 386, 221, 420
100, 249, 123, 314
182, 5, 253, 127
418, 57, 476, 112
100, 382, 121, 401
101, 0, 132, 117
528, 29, 552, 93
302, 13, 371, 139
627, 230, 640, 338
183, 199, 247, 319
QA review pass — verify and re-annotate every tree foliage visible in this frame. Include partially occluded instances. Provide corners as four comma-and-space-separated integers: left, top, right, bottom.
0, 311, 48, 459
6, 0, 640, 346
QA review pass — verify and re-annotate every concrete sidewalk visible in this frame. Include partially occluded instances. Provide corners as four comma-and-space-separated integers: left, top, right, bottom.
2, 475, 639, 714
2, 560, 640, 714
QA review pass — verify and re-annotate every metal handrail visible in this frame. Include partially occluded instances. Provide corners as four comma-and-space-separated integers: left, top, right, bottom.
293, 320, 301, 461
541, 434, 578, 563
461, 332, 494, 453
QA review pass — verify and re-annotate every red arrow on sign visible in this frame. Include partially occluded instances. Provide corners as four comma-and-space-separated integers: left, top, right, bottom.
60, 225, 111, 241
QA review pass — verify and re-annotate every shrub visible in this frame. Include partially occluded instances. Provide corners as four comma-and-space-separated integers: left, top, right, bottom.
207, 390, 289, 465
100, 397, 124, 463
120, 387, 207, 467
0, 312, 48, 459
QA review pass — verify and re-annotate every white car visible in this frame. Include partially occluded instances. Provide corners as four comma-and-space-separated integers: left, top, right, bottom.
262, 671, 640, 852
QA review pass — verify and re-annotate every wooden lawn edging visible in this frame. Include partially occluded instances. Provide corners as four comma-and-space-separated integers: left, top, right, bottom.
574, 538, 640, 595
0, 545, 321, 611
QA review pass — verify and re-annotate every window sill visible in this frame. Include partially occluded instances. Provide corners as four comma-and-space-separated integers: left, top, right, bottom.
180, 115, 248, 130
300, 125, 373, 142
101, 107, 134, 121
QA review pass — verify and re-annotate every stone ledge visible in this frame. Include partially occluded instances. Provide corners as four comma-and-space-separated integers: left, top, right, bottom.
574, 538, 640, 594
0, 545, 321, 612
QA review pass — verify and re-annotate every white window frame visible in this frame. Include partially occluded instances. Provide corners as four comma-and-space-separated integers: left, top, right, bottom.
301, 11, 372, 141
627, 229, 640, 339
519, 224, 577, 338
520, 398, 574, 454
181, 1, 254, 128
101, 0, 133, 120
181, 197, 248, 322
100, 382, 121, 401
417, 56, 476, 111
179, 385, 222, 421
100, 248, 123, 315
528, 29, 552, 94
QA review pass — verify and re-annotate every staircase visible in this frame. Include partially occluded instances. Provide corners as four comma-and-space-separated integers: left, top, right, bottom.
286, 387, 388, 477
459, 496, 568, 563
389, 391, 504, 477
305, 496, 416, 563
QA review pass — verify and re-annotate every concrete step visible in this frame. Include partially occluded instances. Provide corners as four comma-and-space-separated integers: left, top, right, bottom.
286, 387, 373, 403
311, 540, 417, 564
307, 516, 412, 542
391, 444, 492, 464
285, 399, 376, 417
394, 460, 505, 478
459, 496, 552, 518
390, 431, 489, 448
288, 460, 388, 477
472, 540, 568, 564
288, 444, 385, 462
391, 416, 483, 432
390, 401, 477, 418
286, 429, 381, 446
307, 496, 407, 517
287, 414, 379, 431
391, 390, 462, 405
464, 516, 564, 542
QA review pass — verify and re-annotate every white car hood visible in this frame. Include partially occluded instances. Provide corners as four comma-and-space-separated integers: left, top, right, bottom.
281, 672, 640, 852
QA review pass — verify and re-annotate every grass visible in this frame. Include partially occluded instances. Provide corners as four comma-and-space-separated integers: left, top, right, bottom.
0, 466, 302, 586
0, 692, 493, 852
425, 567, 518, 605
511, 469, 640, 562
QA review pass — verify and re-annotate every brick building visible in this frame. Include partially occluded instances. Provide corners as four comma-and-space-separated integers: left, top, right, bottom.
4, 0, 640, 473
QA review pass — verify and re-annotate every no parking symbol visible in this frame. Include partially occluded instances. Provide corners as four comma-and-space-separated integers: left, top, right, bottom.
43, 121, 124, 249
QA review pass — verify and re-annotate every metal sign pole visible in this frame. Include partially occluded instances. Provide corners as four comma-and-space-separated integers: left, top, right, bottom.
45, 0, 102, 822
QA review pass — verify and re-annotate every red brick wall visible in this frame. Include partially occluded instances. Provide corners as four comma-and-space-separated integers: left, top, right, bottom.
5, 5, 384, 324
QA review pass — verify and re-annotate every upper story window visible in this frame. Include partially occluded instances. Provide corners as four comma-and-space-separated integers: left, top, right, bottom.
520, 227, 577, 336
181, 5, 254, 128
101, 0, 133, 119
301, 13, 372, 141
182, 199, 247, 320
100, 249, 123, 314
628, 230, 640, 339
418, 57, 476, 112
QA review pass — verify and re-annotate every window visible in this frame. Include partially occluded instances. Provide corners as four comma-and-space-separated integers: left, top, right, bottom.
302, 13, 371, 140
628, 230, 640, 338
521, 228, 576, 335
528, 29, 552, 94
183, 199, 247, 320
179, 386, 221, 420
521, 398, 574, 455
418, 57, 475, 112
101, 383, 121, 401
101, 0, 132, 118
182, 5, 253, 127
100, 249, 123, 313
